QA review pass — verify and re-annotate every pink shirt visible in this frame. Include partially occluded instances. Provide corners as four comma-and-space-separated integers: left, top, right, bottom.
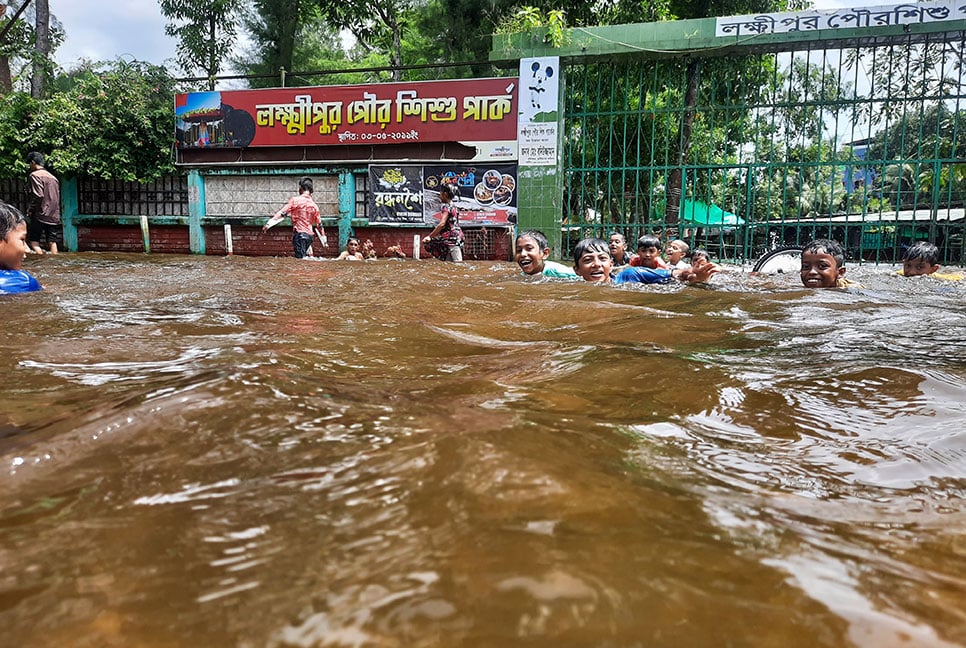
273, 192, 320, 234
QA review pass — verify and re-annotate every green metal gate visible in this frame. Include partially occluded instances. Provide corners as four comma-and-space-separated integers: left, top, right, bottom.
499, 9, 966, 264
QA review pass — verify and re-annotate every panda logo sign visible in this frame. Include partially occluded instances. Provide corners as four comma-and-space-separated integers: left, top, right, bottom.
519, 56, 559, 123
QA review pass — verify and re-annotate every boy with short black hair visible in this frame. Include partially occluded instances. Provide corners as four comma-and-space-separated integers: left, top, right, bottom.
0, 202, 43, 294
901, 241, 940, 277
263, 176, 326, 259
608, 231, 632, 267
900, 241, 963, 280
629, 234, 669, 269
800, 238, 855, 288
515, 229, 577, 278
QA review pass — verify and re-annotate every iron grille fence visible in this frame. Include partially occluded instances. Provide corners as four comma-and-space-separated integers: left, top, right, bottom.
77, 176, 189, 217
563, 31, 965, 264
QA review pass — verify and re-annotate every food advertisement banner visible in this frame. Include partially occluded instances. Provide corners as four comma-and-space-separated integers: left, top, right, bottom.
175, 78, 518, 157
369, 164, 518, 226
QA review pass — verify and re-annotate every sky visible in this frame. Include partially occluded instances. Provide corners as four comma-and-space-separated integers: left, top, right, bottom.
50, 0, 903, 74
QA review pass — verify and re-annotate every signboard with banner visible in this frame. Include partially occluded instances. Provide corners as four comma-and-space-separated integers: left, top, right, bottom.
175, 78, 518, 161
368, 164, 518, 226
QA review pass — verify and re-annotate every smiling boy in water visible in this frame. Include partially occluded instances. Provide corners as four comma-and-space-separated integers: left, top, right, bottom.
0, 202, 42, 294
573, 238, 717, 285
515, 229, 577, 279
800, 238, 857, 288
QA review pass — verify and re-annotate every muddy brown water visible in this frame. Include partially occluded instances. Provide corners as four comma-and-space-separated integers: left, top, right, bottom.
1, 253, 964, 647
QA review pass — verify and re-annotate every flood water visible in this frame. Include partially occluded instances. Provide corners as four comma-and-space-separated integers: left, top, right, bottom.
1, 253, 964, 647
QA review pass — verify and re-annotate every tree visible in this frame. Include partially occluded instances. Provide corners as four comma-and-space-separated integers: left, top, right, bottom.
30, 0, 48, 98
0, 0, 63, 94
160, 0, 242, 89
1, 60, 178, 180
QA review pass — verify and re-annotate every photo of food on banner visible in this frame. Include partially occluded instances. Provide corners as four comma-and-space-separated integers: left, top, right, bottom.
423, 164, 518, 225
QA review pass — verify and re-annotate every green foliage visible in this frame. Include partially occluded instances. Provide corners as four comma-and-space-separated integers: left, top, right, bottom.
159, 0, 242, 84
0, 60, 177, 181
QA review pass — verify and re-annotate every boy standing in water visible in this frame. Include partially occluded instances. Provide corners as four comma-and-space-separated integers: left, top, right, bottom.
516, 229, 577, 278
800, 238, 856, 288
0, 202, 42, 294
264, 176, 326, 259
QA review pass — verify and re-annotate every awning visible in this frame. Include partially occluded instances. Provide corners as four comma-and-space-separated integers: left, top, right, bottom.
680, 200, 745, 226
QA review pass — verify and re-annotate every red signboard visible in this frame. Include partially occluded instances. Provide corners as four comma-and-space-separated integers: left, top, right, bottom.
175, 78, 518, 150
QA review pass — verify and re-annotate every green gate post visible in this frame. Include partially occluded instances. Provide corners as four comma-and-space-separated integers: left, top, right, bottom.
188, 169, 206, 254
61, 177, 79, 252
516, 66, 568, 260
337, 171, 355, 251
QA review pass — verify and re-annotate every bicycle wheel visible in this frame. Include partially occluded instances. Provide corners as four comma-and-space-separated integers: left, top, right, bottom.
753, 246, 804, 274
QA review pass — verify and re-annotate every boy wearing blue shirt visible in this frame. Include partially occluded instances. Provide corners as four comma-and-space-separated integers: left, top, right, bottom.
0, 202, 42, 294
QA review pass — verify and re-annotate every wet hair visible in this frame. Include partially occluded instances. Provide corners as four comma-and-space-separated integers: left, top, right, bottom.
0, 201, 26, 240
517, 229, 549, 250
670, 239, 690, 256
346, 237, 361, 247
439, 184, 457, 200
903, 241, 939, 265
690, 248, 710, 263
298, 176, 314, 194
802, 238, 845, 269
636, 234, 661, 250
26, 151, 44, 166
572, 237, 610, 264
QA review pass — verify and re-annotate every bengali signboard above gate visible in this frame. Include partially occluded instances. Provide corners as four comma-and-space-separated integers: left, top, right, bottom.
175, 78, 519, 161
715, 0, 965, 36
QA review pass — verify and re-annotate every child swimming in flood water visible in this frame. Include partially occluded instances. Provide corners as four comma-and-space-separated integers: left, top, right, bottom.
899, 241, 962, 280
629, 234, 669, 269
516, 229, 577, 279
608, 232, 632, 268
800, 238, 858, 288
0, 202, 42, 294
665, 239, 691, 270
336, 237, 365, 261
573, 237, 717, 285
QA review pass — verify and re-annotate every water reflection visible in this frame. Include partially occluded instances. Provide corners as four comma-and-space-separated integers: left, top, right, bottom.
0, 254, 963, 647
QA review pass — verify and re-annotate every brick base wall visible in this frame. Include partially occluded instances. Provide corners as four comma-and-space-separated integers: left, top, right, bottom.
75, 223, 514, 260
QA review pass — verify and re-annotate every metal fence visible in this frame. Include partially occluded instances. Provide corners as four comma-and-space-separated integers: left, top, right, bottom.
562, 30, 965, 264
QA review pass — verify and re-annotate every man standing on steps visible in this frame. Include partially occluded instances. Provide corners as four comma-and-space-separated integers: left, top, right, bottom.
26, 151, 61, 255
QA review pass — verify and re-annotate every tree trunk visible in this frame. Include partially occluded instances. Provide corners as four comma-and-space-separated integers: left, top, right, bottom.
665, 59, 701, 225
31, 0, 49, 99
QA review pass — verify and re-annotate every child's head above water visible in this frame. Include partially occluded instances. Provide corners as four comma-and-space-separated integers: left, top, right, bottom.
608, 232, 628, 259
690, 248, 710, 264
636, 234, 663, 268
800, 238, 846, 288
665, 239, 690, 265
0, 202, 28, 271
902, 241, 940, 277
515, 229, 551, 275
573, 237, 614, 282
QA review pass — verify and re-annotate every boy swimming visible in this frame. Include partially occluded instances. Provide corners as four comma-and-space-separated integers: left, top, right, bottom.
573, 238, 717, 285
800, 238, 856, 288
516, 229, 577, 278
0, 202, 43, 294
